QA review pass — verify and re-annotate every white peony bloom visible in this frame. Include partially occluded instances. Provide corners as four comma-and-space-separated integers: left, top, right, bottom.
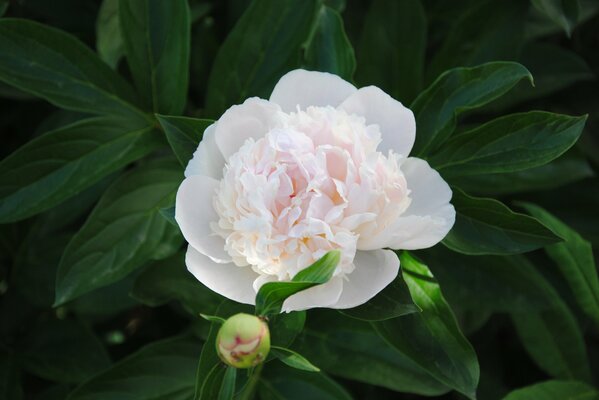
176, 70, 455, 312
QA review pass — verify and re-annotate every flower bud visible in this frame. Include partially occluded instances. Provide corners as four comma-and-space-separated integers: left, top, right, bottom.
216, 313, 270, 369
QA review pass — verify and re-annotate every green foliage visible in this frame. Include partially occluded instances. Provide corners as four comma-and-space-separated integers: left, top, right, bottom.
0, 0, 598, 399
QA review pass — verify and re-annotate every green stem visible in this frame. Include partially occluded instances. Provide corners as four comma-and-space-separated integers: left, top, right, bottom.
238, 363, 264, 400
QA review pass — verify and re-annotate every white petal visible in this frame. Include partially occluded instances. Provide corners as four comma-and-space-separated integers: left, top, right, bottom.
186, 246, 258, 305
175, 175, 232, 263
184, 124, 225, 179
281, 276, 343, 312
269, 69, 357, 112
331, 250, 399, 309
214, 97, 281, 160
339, 86, 415, 156
359, 157, 455, 250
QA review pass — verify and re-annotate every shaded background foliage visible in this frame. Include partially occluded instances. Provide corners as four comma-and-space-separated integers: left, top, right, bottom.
0, 0, 598, 399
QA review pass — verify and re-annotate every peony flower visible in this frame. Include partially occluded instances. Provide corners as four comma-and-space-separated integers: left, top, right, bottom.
176, 70, 455, 312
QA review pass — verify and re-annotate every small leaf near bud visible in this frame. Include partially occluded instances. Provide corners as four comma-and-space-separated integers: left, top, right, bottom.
216, 313, 270, 369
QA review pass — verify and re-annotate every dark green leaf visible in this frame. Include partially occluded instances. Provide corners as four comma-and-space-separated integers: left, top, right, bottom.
302, 5, 355, 81
159, 205, 178, 226
430, 112, 586, 178
443, 189, 562, 255
259, 361, 352, 400
293, 312, 450, 396
218, 366, 236, 400
532, 0, 580, 36
0, 0, 8, 17
67, 336, 199, 400
55, 158, 183, 305
271, 346, 319, 372
502, 380, 598, 400
269, 311, 306, 348
205, 0, 319, 117
120, 0, 190, 114
411, 62, 532, 156
518, 203, 599, 326
356, 0, 426, 103
96, 0, 124, 69
448, 153, 594, 196
426, 0, 527, 82
132, 253, 222, 315
255, 250, 340, 316
19, 318, 111, 384
374, 252, 479, 399
156, 115, 214, 167
0, 18, 145, 118
340, 273, 419, 321
489, 43, 594, 110
0, 117, 161, 223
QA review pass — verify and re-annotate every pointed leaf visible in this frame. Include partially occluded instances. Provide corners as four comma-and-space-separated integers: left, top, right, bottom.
374, 252, 479, 399
0, 117, 160, 223
0, 18, 145, 118
302, 5, 355, 81
519, 202, 599, 326
255, 250, 340, 316
55, 158, 183, 305
431, 112, 586, 178
156, 115, 214, 167
271, 346, 319, 372
411, 62, 532, 156
503, 380, 597, 400
443, 189, 562, 255
119, 0, 190, 114
205, 0, 319, 117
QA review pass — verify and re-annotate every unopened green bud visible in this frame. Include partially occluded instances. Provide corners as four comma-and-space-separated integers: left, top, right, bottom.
216, 313, 270, 369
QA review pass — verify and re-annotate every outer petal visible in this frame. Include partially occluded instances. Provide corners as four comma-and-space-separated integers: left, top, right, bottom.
175, 175, 232, 263
184, 123, 226, 179
281, 276, 343, 312
339, 86, 416, 156
269, 69, 357, 112
214, 97, 281, 160
186, 246, 258, 305
358, 157, 455, 250
331, 250, 400, 309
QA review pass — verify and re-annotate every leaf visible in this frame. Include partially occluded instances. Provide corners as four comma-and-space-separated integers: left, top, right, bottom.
339, 273, 419, 321
159, 205, 178, 226
448, 154, 594, 196
200, 314, 226, 324
502, 380, 598, 400
55, 158, 183, 306
374, 252, 479, 399
218, 367, 236, 400
269, 311, 306, 348
67, 336, 200, 400
426, 0, 528, 81
430, 112, 587, 178
302, 5, 355, 81
0, 18, 146, 119
119, 0, 190, 114
96, 0, 124, 69
532, 0, 580, 37
271, 346, 320, 372
205, 0, 320, 117
411, 62, 532, 156
356, 0, 426, 103
259, 361, 352, 400
0, 117, 161, 224
443, 188, 562, 255
293, 311, 450, 396
518, 203, 599, 326
131, 253, 222, 315
255, 250, 340, 316
18, 318, 111, 384
156, 115, 214, 167
488, 43, 594, 110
